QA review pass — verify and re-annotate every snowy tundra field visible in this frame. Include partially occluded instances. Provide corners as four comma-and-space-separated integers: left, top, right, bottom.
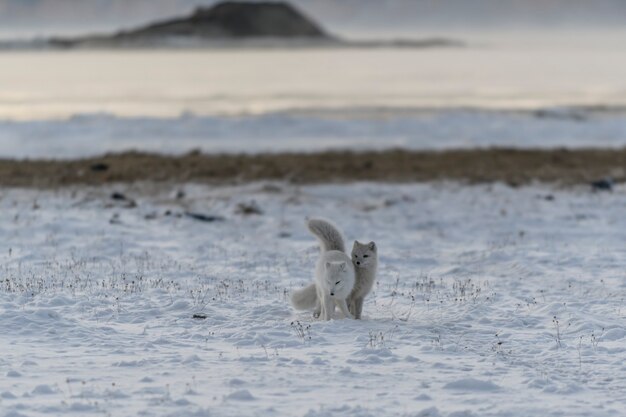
1, 181, 625, 417
2, 108, 626, 159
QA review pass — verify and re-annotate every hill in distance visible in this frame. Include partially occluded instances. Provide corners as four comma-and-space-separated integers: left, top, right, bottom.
38, 1, 461, 49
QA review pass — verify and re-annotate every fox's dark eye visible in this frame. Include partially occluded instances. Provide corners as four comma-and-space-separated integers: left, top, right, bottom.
354, 254, 359, 258
363, 255, 369, 258
336, 281, 340, 285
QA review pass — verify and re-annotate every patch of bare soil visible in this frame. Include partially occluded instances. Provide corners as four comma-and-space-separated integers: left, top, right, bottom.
1, 148, 624, 188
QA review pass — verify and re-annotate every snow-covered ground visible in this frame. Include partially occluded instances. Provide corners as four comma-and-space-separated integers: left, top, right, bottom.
1, 181, 625, 416
2, 108, 626, 159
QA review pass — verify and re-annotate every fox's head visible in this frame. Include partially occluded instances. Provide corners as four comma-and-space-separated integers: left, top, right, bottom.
325, 261, 349, 297
352, 241, 377, 268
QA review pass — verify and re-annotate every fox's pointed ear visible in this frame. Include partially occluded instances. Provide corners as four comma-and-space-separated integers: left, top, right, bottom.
353, 240, 359, 247
368, 242, 376, 250
325, 262, 331, 269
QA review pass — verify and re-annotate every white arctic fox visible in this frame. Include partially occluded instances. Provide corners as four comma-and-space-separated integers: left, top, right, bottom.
290, 218, 378, 320
290, 218, 355, 320
348, 240, 378, 319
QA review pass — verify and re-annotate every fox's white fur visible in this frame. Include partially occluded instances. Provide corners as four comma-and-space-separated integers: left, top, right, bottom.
290, 218, 377, 320
290, 218, 355, 320
348, 241, 378, 319
290, 283, 317, 311
314, 251, 355, 320
306, 218, 346, 253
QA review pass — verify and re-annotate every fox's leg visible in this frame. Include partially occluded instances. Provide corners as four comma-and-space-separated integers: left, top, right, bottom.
327, 296, 338, 319
321, 295, 333, 320
347, 296, 356, 316
314, 286, 324, 319
336, 298, 354, 319
353, 297, 364, 320
313, 299, 321, 318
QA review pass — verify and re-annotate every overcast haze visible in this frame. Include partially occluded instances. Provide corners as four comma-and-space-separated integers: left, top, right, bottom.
1, 0, 626, 39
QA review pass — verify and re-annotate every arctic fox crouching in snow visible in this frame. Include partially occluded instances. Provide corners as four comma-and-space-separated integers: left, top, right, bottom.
290, 219, 355, 320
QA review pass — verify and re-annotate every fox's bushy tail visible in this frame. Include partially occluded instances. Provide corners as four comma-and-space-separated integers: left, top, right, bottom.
307, 218, 345, 253
290, 283, 317, 310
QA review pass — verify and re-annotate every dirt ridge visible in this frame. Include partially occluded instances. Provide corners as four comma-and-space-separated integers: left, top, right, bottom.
1, 148, 624, 188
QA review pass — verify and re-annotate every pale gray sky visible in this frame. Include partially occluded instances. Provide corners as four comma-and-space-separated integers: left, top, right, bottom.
1, 0, 626, 39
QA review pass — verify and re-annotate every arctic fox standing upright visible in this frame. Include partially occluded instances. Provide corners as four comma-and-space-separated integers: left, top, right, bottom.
348, 241, 378, 319
290, 219, 355, 320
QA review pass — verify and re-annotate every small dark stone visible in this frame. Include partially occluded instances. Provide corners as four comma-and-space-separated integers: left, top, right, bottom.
90, 162, 109, 172
235, 201, 263, 215
185, 212, 225, 222
110, 192, 137, 208
261, 184, 283, 193
591, 178, 613, 192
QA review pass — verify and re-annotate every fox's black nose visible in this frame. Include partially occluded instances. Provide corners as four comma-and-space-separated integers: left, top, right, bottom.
330, 292, 334, 296
356, 261, 361, 265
